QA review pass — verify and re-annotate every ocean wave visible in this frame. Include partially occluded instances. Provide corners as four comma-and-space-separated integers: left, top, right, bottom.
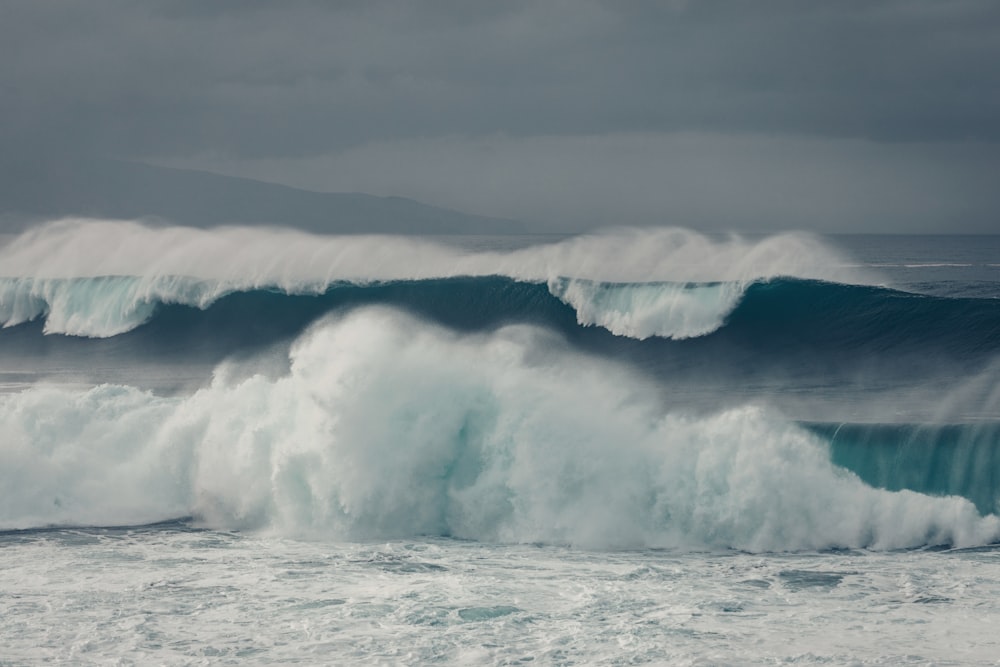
1, 307, 997, 551
2, 275, 998, 368
548, 278, 747, 340
0, 275, 227, 337
0, 273, 752, 341
0, 218, 868, 338
808, 421, 1000, 515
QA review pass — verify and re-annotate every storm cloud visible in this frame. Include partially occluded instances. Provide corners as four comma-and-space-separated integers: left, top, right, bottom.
2, 0, 999, 231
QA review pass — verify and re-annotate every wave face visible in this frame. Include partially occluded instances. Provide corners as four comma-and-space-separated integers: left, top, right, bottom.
2, 274, 756, 340
808, 422, 1000, 516
3, 276, 997, 370
2, 308, 998, 551
2, 221, 1000, 551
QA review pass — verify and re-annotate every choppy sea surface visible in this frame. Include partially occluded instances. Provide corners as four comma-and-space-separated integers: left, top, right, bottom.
2, 223, 999, 665
5, 526, 1000, 665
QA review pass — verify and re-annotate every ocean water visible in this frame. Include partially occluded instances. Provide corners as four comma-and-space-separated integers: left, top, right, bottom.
2, 221, 1000, 664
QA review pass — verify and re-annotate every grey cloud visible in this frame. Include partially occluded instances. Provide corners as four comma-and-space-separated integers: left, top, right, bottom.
2, 0, 999, 232
3, 0, 999, 162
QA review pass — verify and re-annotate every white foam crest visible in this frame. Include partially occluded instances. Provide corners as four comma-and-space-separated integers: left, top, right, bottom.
1, 307, 995, 551
0, 276, 233, 336
0, 219, 870, 337
548, 278, 746, 340
0, 218, 866, 284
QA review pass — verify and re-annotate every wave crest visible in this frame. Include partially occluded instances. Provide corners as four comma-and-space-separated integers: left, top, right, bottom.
0, 219, 868, 338
549, 278, 747, 340
0, 276, 231, 337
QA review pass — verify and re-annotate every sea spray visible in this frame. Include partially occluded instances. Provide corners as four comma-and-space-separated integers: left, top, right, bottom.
2, 307, 996, 551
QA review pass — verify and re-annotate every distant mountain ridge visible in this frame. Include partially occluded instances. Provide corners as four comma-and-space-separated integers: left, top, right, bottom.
0, 156, 525, 234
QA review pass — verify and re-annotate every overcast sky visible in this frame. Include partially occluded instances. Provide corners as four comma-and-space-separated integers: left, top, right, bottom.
3, 0, 999, 232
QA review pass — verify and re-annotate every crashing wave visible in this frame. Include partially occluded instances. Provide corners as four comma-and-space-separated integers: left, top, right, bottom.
0, 218, 870, 338
2, 307, 996, 551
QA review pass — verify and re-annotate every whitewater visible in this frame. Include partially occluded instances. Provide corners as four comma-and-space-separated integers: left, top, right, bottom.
2, 220, 1000, 664
0, 218, 871, 339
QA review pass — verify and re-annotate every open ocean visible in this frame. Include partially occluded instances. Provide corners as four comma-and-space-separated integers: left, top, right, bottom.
2, 221, 1000, 665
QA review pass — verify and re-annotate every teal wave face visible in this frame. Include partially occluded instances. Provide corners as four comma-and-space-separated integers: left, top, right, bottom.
3, 275, 1000, 349
2, 277, 999, 390
729, 279, 1000, 357
808, 422, 1000, 515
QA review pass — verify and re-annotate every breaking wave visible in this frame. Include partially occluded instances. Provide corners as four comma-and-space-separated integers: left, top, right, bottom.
1, 218, 867, 339
2, 276, 998, 366
1, 308, 998, 552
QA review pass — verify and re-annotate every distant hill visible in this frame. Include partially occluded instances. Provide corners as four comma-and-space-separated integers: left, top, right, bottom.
0, 156, 525, 234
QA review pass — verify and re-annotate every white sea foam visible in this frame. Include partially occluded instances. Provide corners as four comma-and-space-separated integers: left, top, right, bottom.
0, 275, 227, 337
5, 534, 1000, 665
0, 218, 871, 338
6, 534, 1000, 665
548, 278, 747, 340
1, 307, 994, 551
